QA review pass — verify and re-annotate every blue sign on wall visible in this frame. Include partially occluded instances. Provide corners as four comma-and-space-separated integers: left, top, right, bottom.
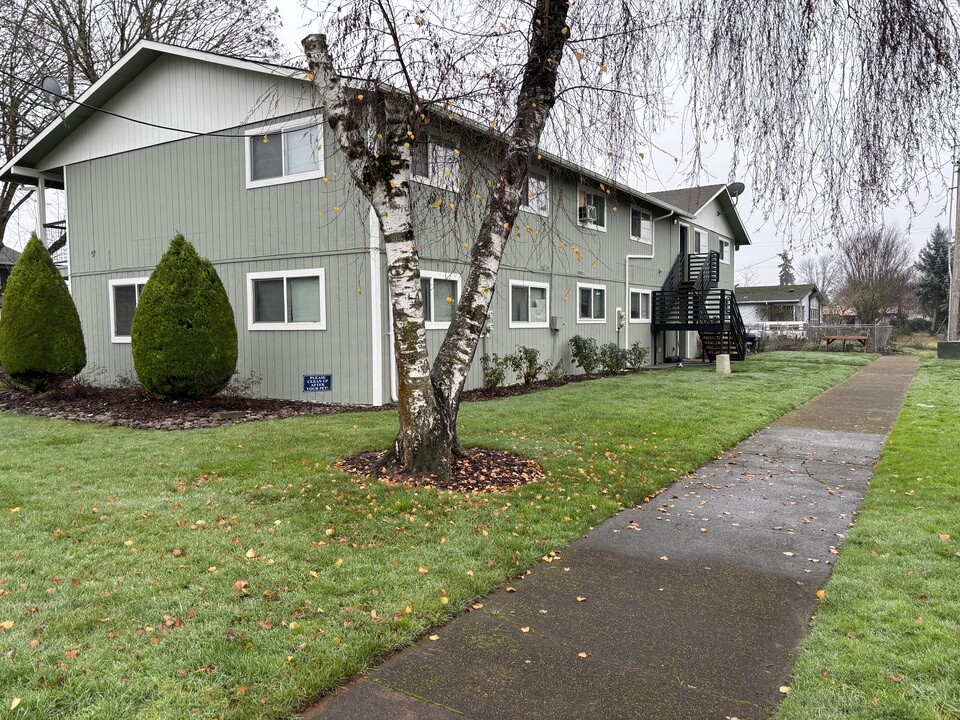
303, 374, 333, 392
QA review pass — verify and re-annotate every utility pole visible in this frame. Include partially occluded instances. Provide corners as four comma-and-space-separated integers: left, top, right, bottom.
949, 159, 960, 342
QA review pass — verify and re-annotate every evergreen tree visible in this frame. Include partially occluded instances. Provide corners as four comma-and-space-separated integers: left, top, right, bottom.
777, 252, 795, 286
915, 224, 950, 332
131, 233, 237, 399
0, 234, 85, 389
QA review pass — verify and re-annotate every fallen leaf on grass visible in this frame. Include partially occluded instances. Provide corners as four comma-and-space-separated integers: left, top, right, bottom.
888, 674, 905, 683
816, 590, 826, 600
440, 597, 449, 605
245, 548, 257, 559
779, 686, 790, 695
10, 698, 21, 710
236, 685, 250, 695
64, 649, 79, 658
0, 621, 13, 631
418, 566, 429, 574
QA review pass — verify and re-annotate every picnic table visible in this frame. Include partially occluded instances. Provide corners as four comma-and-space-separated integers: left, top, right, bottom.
822, 335, 868, 352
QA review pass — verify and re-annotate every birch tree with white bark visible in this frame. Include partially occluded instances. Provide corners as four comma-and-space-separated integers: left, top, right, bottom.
302, 0, 960, 480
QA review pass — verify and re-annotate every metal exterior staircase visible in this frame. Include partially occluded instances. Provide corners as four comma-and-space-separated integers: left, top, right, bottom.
652, 252, 747, 361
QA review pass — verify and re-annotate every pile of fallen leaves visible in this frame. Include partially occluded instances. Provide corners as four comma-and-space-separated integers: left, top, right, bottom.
339, 449, 544, 493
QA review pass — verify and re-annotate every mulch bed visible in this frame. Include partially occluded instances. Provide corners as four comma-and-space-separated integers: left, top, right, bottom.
338, 449, 544, 493
0, 385, 377, 430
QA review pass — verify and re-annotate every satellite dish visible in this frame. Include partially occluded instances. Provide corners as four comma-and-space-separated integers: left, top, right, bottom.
41, 76, 63, 105
727, 181, 746, 198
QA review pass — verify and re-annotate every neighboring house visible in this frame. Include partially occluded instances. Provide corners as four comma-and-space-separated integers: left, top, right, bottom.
0, 246, 20, 291
0, 41, 751, 404
736, 284, 824, 326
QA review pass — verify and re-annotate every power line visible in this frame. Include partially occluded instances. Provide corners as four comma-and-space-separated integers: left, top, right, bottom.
0, 66, 299, 140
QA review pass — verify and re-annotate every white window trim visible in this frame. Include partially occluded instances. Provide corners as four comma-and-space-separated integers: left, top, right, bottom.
694, 228, 709, 254
719, 237, 732, 265
508, 279, 551, 329
577, 187, 608, 232
630, 206, 654, 258
247, 268, 326, 331
520, 172, 549, 217
629, 288, 652, 324
576, 282, 607, 324
245, 118, 325, 190
109, 277, 150, 344
411, 137, 461, 192
420, 270, 462, 329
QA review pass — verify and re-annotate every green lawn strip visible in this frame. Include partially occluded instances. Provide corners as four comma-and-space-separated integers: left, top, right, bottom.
0, 352, 871, 719
776, 358, 960, 720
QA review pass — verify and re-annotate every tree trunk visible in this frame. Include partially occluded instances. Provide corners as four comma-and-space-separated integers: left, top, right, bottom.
430, 0, 571, 446
304, 33, 451, 478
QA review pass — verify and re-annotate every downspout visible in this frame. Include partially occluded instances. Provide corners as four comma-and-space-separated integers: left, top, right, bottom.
625, 209, 675, 352
368, 207, 384, 406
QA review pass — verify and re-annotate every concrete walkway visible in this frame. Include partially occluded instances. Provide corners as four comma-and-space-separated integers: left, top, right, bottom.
303, 355, 919, 720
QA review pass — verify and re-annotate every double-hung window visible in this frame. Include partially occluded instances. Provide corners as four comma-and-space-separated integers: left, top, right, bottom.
577, 282, 606, 323
509, 280, 549, 328
246, 121, 323, 188
247, 269, 325, 330
420, 271, 461, 329
630, 208, 654, 257
719, 238, 731, 264
629, 289, 651, 323
522, 173, 549, 215
411, 137, 460, 191
109, 277, 150, 343
578, 188, 606, 230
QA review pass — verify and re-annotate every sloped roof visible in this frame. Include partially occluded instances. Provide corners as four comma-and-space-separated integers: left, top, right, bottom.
647, 183, 751, 247
0, 246, 21, 266
736, 284, 821, 304
647, 184, 728, 214
0, 41, 694, 220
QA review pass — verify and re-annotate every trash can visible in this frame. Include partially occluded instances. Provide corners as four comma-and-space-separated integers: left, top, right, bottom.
746, 332, 757, 353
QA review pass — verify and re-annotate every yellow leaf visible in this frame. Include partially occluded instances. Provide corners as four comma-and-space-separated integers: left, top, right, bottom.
9, 507, 20, 513
816, 589, 826, 600
577, 651, 589, 658
10, 698, 21, 711
305, 72, 313, 81
405, 606, 412, 614
428, 634, 439, 641
208, 566, 217, 573
245, 548, 257, 559
779, 686, 791, 694
289, 621, 299, 629
357, 94, 364, 101
440, 597, 449, 605
576, 596, 586, 602
783, 552, 795, 557
0, 620, 13, 630
335, 558, 344, 567
520, 627, 530, 633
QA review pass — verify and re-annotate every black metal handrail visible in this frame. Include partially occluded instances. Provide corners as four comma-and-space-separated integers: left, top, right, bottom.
689, 251, 720, 292
725, 292, 747, 358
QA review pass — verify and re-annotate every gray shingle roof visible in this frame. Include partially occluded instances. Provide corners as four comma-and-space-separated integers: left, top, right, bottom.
646, 184, 728, 214
0, 246, 21, 266
735, 284, 820, 304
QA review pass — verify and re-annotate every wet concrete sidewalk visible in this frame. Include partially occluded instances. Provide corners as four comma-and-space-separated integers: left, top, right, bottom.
303, 355, 919, 720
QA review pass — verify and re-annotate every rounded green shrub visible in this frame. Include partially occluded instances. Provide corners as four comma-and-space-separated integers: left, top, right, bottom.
131, 233, 237, 399
0, 234, 86, 390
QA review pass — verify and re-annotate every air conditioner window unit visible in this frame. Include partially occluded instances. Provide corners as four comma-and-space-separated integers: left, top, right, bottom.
578, 205, 597, 222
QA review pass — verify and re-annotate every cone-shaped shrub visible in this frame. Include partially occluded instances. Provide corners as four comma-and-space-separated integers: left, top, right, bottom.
131, 233, 237, 399
0, 234, 86, 390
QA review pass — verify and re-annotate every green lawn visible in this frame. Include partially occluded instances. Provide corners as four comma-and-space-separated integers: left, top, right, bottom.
0, 352, 871, 719
776, 358, 960, 720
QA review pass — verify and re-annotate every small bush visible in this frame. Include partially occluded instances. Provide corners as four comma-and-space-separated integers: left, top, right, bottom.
507, 345, 550, 385
0, 234, 86, 390
569, 335, 601, 375
131, 233, 237, 399
599, 343, 629, 374
546, 360, 564, 382
480, 353, 509, 389
628, 342, 649, 370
